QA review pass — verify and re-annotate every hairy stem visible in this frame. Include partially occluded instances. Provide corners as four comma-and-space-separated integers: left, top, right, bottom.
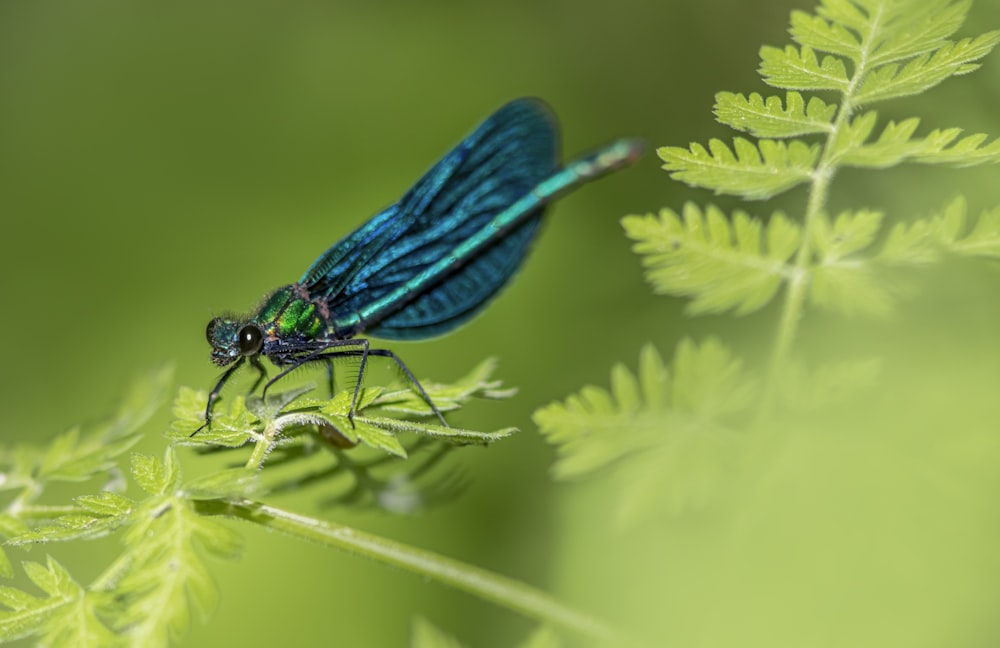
193, 498, 628, 644
764, 5, 885, 409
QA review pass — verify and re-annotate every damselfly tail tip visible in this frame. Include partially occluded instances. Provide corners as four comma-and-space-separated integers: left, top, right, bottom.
609, 137, 647, 167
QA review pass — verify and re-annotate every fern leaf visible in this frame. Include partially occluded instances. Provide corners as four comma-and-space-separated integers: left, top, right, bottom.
878, 218, 943, 265
167, 388, 255, 447
8, 493, 134, 546
936, 197, 1000, 257
808, 209, 894, 316
913, 132, 1000, 167
759, 44, 850, 91
0, 366, 172, 495
789, 10, 861, 60
658, 138, 819, 199
828, 111, 879, 162
534, 341, 755, 520
815, 0, 870, 33
809, 263, 894, 317
868, 0, 972, 65
0, 557, 115, 646
811, 209, 884, 261
714, 91, 836, 138
622, 204, 800, 315
106, 449, 242, 646
856, 32, 1000, 104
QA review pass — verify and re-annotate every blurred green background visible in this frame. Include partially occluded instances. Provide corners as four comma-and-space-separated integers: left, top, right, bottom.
3, 0, 1000, 646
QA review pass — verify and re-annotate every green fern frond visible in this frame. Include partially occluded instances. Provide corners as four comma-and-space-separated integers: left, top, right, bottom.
623, 204, 801, 315
811, 209, 884, 261
168, 359, 516, 462
714, 91, 836, 138
0, 366, 173, 500
0, 556, 115, 647
809, 209, 893, 314
534, 341, 755, 520
658, 138, 819, 199
759, 44, 850, 91
865, 0, 971, 65
856, 32, 1000, 104
7, 492, 133, 545
933, 196, 1000, 257
877, 197, 1000, 263
913, 132, 1000, 166
789, 10, 860, 60
106, 449, 242, 646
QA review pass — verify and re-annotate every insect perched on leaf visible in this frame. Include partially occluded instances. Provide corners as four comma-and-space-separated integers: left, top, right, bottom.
200, 98, 643, 433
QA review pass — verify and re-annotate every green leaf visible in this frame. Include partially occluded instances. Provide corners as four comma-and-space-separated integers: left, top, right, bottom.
878, 197, 1000, 263
810, 261, 894, 317
868, 0, 972, 66
811, 209, 885, 262
714, 91, 836, 138
937, 197, 1000, 258
659, 138, 819, 200
8, 492, 135, 546
809, 210, 894, 316
130, 449, 180, 497
534, 340, 755, 520
828, 111, 879, 162
167, 388, 255, 447
623, 204, 801, 315
0, 556, 115, 646
878, 217, 943, 265
371, 357, 517, 417
913, 132, 1000, 167
104, 364, 175, 440
355, 416, 515, 449
182, 468, 260, 500
759, 44, 850, 91
112, 493, 242, 645
814, 0, 870, 33
74, 492, 133, 517
856, 32, 1000, 104
834, 117, 1000, 169
789, 10, 860, 60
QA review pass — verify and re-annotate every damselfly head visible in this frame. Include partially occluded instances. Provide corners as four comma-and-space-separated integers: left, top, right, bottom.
206, 317, 263, 366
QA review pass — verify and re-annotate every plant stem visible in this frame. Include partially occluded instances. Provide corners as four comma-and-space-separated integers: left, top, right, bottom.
763, 6, 884, 410
193, 498, 628, 645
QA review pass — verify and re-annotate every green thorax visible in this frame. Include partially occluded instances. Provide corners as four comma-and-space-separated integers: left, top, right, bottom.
255, 285, 326, 339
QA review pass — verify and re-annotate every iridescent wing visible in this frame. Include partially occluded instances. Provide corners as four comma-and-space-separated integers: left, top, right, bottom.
300, 98, 558, 339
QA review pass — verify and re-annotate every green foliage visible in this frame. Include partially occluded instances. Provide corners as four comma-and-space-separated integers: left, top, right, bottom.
623, 203, 801, 315
535, 340, 756, 520
640, 0, 1000, 322
0, 360, 521, 646
168, 358, 515, 458
539, 0, 1000, 541
0, 556, 115, 646
663, 0, 1000, 200
714, 91, 836, 138
658, 138, 819, 200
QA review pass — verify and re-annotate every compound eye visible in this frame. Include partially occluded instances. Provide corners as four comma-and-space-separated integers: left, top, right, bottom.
237, 325, 264, 356
206, 318, 220, 344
